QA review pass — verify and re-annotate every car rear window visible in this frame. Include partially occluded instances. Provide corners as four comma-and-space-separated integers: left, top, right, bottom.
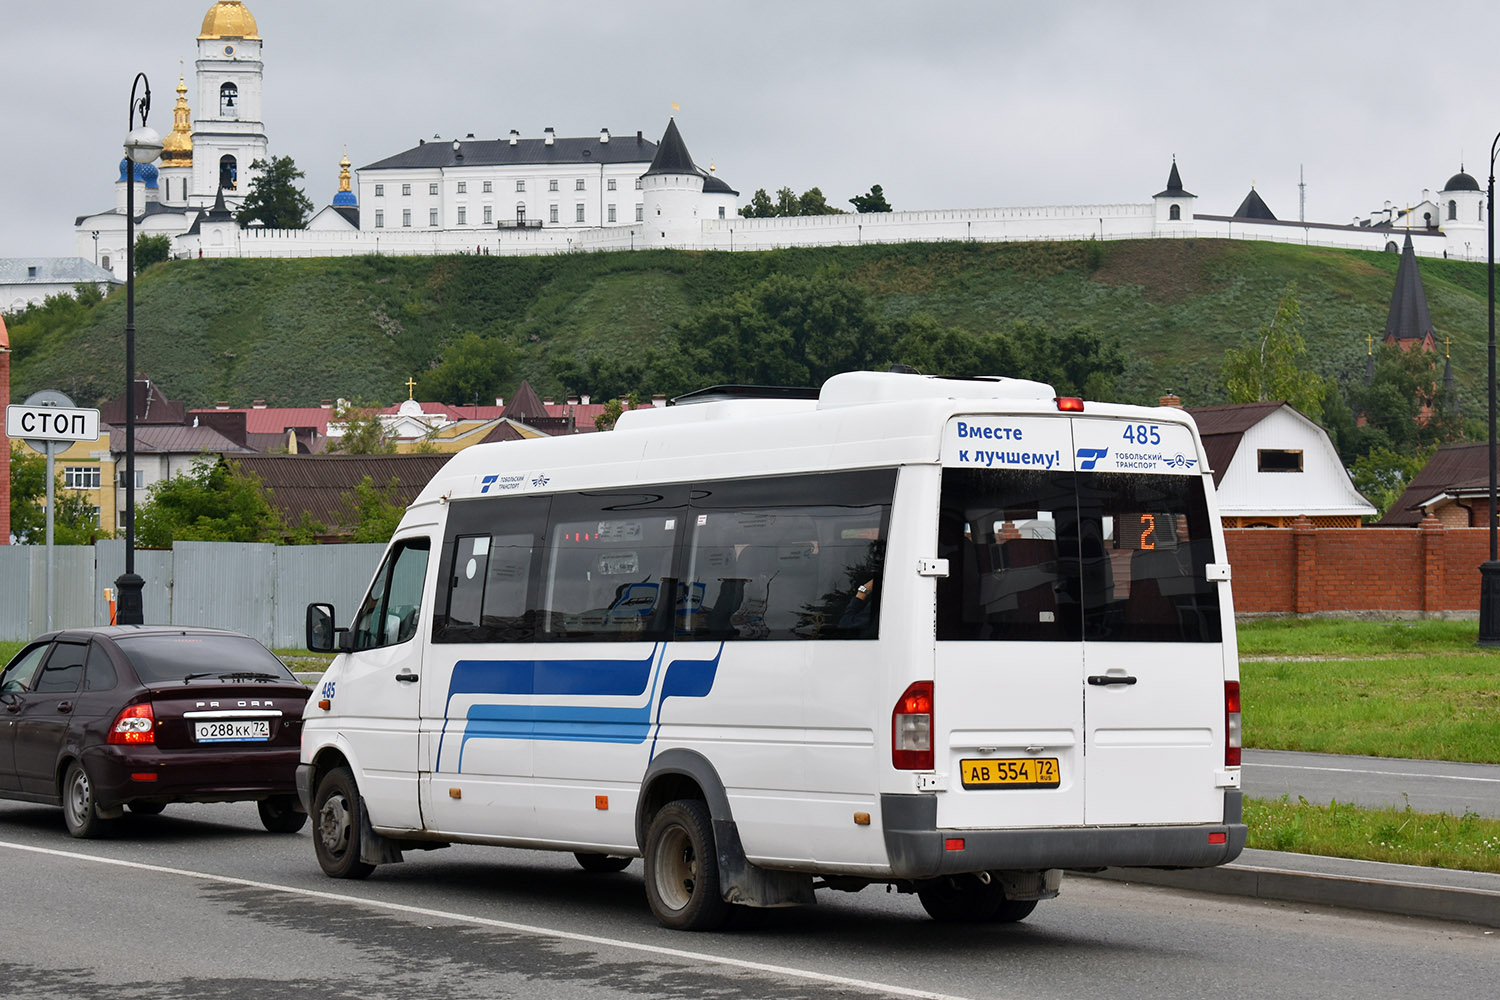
115, 634, 298, 684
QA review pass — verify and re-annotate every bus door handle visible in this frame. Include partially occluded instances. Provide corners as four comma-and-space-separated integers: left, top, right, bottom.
1087, 674, 1137, 686
395, 670, 420, 684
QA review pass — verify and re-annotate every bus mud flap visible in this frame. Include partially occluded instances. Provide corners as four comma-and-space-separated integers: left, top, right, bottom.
714, 819, 815, 908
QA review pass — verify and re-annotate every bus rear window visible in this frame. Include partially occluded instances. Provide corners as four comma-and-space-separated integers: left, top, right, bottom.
938, 468, 1221, 643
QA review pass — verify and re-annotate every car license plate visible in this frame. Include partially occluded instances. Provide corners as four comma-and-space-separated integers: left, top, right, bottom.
194, 720, 271, 743
959, 757, 1060, 789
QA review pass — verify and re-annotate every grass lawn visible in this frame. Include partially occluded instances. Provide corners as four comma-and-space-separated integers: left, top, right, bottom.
1246, 796, 1500, 875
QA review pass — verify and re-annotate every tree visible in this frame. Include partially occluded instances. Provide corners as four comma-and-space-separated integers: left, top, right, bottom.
234, 155, 314, 229
134, 233, 171, 273
673, 271, 893, 387
1220, 283, 1326, 421
329, 400, 397, 454
774, 187, 800, 217
1351, 445, 1434, 520
849, 184, 892, 213
416, 332, 516, 405
340, 476, 406, 543
738, 188, 776, 219
8, 444, 108, 544
134, 458, 283, 547
797, 187, 844, 216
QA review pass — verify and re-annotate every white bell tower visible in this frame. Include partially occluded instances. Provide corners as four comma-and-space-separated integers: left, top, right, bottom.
190, 1, 268, 209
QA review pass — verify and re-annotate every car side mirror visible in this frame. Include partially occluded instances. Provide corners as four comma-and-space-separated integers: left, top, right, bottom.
306, 603, 340, 653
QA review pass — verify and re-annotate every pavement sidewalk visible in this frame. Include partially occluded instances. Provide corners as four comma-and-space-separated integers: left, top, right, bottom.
1080, 848, 1500, 928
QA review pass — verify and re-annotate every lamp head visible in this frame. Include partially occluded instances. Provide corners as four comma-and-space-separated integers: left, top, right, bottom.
124, 126, 164, 165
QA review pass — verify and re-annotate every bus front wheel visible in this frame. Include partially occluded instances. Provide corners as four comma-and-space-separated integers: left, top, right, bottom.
313, 766, 375, 880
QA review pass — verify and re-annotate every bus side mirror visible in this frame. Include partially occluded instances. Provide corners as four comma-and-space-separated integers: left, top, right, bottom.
306, 603, 343, 653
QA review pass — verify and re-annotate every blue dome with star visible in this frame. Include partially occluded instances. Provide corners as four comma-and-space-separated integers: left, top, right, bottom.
118, 158, 159, 188
332, 189, 357, 207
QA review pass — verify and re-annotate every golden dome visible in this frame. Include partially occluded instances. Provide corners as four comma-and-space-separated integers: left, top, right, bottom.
199, 1, 260, 40
160, 76, 194, 166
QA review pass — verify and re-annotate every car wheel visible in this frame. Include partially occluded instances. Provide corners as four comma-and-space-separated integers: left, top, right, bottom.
574, 852, 632, 873
313, 766, 374, 879
643, 799, 728, 931
258, 795, 308, 834
916, 875, 1004, 923
61, 761, 114, 839
990, 898, 1039, 923
128, 801, 166, 816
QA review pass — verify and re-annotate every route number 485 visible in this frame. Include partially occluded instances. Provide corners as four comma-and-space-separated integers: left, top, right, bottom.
1122, 423, 1161, 445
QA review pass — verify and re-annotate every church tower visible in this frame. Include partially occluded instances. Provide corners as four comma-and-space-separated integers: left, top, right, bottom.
158, 73, 195, 207
640, 118, 706, 247
190, 1, 268, 209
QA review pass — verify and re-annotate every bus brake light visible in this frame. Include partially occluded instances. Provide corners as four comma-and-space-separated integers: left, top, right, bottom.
1055, 397, 1085, 412
1225, 681, 1242, 767
892, 681, 934, 770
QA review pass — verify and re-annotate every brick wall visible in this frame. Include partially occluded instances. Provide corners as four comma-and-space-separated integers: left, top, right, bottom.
1225, 515, 1492, 615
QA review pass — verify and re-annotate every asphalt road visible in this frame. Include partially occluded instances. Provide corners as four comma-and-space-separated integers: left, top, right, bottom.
2, 799, 1496, 1000
1242, 749, 1500, 817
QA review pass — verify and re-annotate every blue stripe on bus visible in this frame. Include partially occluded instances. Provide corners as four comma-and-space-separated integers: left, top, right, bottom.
446, 644, 724, 772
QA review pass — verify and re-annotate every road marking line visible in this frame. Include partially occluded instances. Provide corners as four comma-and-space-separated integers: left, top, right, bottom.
0, 839, 978, 1000
1245, 763, 1500, 785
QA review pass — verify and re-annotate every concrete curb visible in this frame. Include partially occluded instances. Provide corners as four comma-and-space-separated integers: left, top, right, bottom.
1077, 853, 1500, 928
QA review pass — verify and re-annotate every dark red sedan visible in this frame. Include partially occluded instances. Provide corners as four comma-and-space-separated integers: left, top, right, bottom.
0, 626, 311, 838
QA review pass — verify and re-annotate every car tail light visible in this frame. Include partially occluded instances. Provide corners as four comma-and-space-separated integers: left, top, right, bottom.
1225, 681, 1241, 767
892, 681, 934, 770
1055, 396, 1084, 412
109, 703, 156, 745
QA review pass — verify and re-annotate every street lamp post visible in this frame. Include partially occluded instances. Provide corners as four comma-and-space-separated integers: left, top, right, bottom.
91, 230, 99, 267
117, 73, 162, 626
1480, 130, 1500, 646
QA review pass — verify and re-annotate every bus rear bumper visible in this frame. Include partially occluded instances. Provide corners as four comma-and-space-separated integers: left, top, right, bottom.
881, 791, 1247, 879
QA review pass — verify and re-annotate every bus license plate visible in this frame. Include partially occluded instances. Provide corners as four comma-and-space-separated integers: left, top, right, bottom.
194, 720, 271, 743
960, 757, 1060, 789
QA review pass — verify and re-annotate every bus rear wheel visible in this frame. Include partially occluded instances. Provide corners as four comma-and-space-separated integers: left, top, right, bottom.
643, 799, 728, 931
918, 874, 1037, 923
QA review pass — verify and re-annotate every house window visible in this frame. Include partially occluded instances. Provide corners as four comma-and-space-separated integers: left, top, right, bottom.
429, 183, 439, 195
402, 183, 411, 196
607, 178, 617, 191
515, 180, 524, 192
430, 209, 438, 226
375, 210, 384, 228
484, 181, 493, 193
719, 207, 725, 219
1170, 204, 1181, 221
101, 255, 110, 271
483, 205, 493, 225
374, 184, 384, 197
457, 206, 467, 225
635, 204, 643, 222
576, 203, 586, 222
1449, 200, 1458, 221
457, 181, 467, 194
64, 467, 101, 490
550, 205, 559, 224
635, 178, 643, 190
575, 179, 586, 191
608, 204, 616, 223
549, 179, 559, 192
1257, 449, 1304, 473
517, 204, 527, 224
402, 209, 412, 227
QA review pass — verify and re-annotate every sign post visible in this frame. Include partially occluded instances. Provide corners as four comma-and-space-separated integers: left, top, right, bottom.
7, 391, 101, 631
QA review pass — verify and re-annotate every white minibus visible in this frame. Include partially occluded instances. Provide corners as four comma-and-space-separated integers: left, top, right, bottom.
300, 370, 1245, 930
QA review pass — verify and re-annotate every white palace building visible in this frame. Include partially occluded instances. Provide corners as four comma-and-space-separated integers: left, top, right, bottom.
69, 1, 1494, 283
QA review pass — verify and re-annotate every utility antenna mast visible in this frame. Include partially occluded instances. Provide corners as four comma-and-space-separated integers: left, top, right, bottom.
1299, 164, 1306, 223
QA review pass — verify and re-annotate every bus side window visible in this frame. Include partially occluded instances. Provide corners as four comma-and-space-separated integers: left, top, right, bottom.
352, 538, 431, 650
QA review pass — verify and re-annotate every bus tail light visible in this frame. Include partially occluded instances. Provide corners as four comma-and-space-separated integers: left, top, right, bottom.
1225, 681, 1241, 767
109, 702, 156, 745
892, 681, 934, 770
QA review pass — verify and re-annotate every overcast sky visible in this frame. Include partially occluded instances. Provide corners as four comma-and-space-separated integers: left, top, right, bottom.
5, 0, 1500, 260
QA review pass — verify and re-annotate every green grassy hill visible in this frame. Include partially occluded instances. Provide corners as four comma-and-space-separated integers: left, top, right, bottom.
5, 238, 1490, 411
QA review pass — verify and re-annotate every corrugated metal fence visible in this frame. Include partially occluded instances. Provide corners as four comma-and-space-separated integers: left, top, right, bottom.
0, 540, 385, 648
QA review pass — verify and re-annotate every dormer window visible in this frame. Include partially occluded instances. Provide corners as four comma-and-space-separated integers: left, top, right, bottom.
219, 82, 238, 117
